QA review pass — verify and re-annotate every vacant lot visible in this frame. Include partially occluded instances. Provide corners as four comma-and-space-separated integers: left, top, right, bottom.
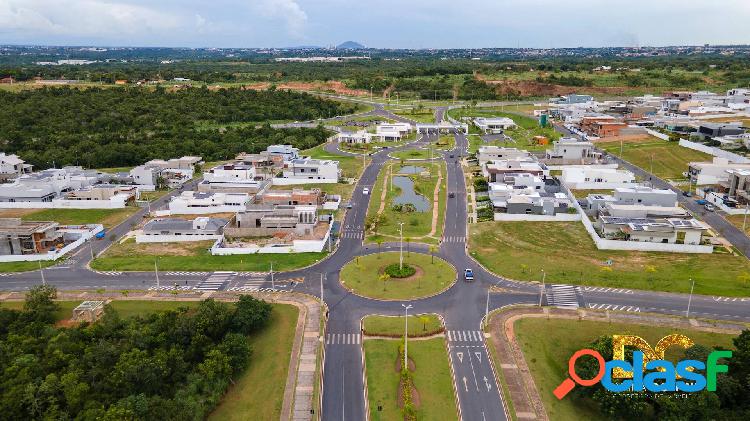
598, 138, 711, 180
448, 108, 559, 152
364, 338, 457, 421
0, 207, 138, 229
362, 314, 442, 336
340, 252, 456, 300
392, 108, 436, 123
510, 318, 736, 421
91, 239, 327, 272
469, 221, 750, 296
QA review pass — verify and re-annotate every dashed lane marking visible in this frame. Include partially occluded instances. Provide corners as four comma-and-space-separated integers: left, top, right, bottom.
587, 303, 641, 312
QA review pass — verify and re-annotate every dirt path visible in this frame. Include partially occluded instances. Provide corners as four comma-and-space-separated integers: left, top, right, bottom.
376, 163, 392, 216
426, 165, 443, 238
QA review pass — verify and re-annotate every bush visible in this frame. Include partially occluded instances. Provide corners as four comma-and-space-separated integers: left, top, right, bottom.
385, 263, 417, 278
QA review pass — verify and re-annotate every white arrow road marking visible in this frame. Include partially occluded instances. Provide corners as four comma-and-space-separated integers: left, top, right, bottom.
463, 377, 469, 392
484, 376, 492, 392
457, 351, 464, 363
475, 352, 482, 363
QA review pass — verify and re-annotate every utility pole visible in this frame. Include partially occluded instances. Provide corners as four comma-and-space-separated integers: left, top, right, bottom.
402, 304, 413, 370
89, 241, 95, 260
538, 269, 546, 306
686, 278, 695, 319
39, 260, 46, 285
399, 222, 405, 270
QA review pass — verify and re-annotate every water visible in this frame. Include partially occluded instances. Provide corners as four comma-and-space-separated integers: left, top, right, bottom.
392, 176, 430, 212
398, 165, 427, 174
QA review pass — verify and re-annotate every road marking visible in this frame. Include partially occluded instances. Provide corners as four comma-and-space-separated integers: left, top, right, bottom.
447, 330, 484, 342
587, 303, 641, 312
580, 286, 633, 294
456, 351, 464, 363
713, 296, 749, 302
325, 333, 361, 345
462, 377, 468, 392
475, 352, 482, 363
484, 376, 492, 391
547, 284, 579, 309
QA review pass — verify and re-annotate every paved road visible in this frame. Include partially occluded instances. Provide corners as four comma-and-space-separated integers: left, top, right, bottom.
3, 110, 750, 420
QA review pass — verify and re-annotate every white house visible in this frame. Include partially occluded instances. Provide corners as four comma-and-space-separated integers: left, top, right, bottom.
267, 145, 300, 162
477, 146, 530, 165
167, 191, 250, 215
278, 158, 340, 184
372, 123, 412, 142
561, 167, 635, 189
203, 163, 258, 184
544, 138, 596, 164
473, 117, 517, 134
337, 130, 371, 144
598, 216, 707, 245
0, 153, 32, 180
687, 158, 750, 186
136, 217, 228, 243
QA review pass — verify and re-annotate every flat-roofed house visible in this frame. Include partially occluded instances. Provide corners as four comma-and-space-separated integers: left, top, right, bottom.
482, 158, 548, 182
544, 138, 596, 164
137, 217, 228, 243
473, 117, 517, 134
597, 216, 707, 245
0, 218, 62, 255
281, 158, 340, 183
167, 191, 250, 215
477, 146, 530, 165
561, 167, 635, 189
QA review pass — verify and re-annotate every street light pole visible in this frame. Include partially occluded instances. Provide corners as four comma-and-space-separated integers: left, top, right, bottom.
538, 269, 546, 306
398, 222, 405, 270
743, 203, 749, 232
39, 260, 46, 285
154, 259, 160, 288
320, 273, 324, 304
485, 288, 490, 327
402, 304, 413, 371
270, 262, 275, 290
686, 278, 695, 318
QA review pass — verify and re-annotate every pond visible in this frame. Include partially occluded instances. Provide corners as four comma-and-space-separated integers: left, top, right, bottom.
392, 176, 430, 212
398, 165, 427, 174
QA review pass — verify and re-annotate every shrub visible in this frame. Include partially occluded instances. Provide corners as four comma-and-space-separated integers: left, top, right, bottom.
385, 263, 417, 278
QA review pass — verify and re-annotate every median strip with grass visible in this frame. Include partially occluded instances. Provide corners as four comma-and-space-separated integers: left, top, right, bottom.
340, 252, 456, 300
363, 314, 443, 337
364, 338, 457, 421
469, 221, 750, 297
91, 239, 327, 272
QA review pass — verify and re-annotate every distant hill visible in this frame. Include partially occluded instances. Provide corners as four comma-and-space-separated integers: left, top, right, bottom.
337, 41, 365, 49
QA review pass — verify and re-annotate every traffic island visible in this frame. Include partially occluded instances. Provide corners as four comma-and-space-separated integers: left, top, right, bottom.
340, 252, 456, 300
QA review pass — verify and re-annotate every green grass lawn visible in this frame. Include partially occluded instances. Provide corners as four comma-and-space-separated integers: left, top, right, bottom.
363, 314, 442, 336
91, 239, 327, 272
392, 109, 437, 123
570, 189, 614, 199
0, 260, 57, 273
449, 108, 559, 152
599, 138, 711, 180
512, 318, 736, 421
340, 252, 456, 300
304, 143, 366, 180
435, 135, 456, 150
209, 303, 298, 420
364, 338, 457, 421
17, 207, 138, 229
390, 148, 438, 161
469, 221, 750, 297
366, 162, 445, 242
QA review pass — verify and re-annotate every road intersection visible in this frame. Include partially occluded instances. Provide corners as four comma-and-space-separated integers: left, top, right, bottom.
2, 109, 750, 420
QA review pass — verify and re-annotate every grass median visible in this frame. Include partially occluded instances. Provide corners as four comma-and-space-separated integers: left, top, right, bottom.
364, 338, 457, 421
341, 252, 456, 300
511, 318, 736, 421
91, 239, 327, 272
469, 221, 750, 297
363, 314, 443, 337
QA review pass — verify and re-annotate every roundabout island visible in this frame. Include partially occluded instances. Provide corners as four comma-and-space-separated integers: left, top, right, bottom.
340, 251, 456, 300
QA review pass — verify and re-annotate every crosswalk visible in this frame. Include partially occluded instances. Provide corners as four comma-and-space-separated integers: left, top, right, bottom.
713, 296, 750, 302
443, 236, 466, 243
580, 286, 633, 294
446, 330, 484, 343
228, 278, 270, 293
148, 285, 193, 292
326, 333, 362, 345
546, 284, 580, 309
587, 303, 641, 312
94, 271, 123, 276
194, 272, 235, 292
237, 272, 268, 277
340, 231, 364, 239
164, 271, 210, 276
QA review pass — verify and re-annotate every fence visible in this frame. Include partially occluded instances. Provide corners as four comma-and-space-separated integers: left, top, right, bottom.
678, 139, 750, 163
493, 213, 581, 222
644, 129, 670, 141
211, 223, 332, 255
0, 197, 128, 209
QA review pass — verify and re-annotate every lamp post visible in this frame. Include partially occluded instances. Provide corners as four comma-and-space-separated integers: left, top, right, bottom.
538, 269, 546, 307
39, 260, 46, 285
270, 262, 275, 290
154, 258, 160, 288
743, 203, 749, 232
686, 278, 695, 319
402, 304, 413, 371
485, 287, 490, 328
398, 222, 405, 270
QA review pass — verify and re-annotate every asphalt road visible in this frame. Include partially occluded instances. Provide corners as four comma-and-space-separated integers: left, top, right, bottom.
2, 111, 750, 420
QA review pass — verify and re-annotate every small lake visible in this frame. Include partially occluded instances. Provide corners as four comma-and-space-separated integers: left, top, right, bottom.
392, 176, 430, 212
398, 165, 427, 174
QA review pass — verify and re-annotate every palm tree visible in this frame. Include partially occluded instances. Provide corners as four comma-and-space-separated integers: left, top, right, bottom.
376, 238, 383, 255
419, 315, 431, 332
429, 245, 438, 264
379, 273, 391, 291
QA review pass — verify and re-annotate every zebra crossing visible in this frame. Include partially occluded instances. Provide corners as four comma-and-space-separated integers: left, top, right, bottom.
326, 333, 361, 345
237, 272, 268, 277
546, 284, 580, 309
94, 271, 123, 276
713, 296, 749, 302
228, 279, 273, 293
580, 286, 633, 294
446, 330, 484, 343
193, 272, 234, 292
587, 303, 641, 312
443, 236, 466, 243
164, 271, 210, 277
340, 230, 364, 239
148, 285, 193, 292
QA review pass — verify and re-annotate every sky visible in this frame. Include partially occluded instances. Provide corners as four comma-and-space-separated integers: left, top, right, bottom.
1, 0, 750, 49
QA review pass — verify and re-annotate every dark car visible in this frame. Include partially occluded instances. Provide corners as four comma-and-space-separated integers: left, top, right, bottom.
449, 192, 455, 198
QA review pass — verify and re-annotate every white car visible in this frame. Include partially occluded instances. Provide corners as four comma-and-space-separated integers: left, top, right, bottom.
362, 187, 370, 195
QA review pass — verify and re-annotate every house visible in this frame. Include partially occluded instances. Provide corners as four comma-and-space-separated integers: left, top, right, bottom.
488, 173, 571, 215
232, 204, 318, 236
477, 146, 530, 165
337, 130, 371, 144
144, 156, 203, 170
415, 121, 469, 134
203, 163, 258, 184
473, 117, 517, 134
129, 156, 200, 188
0, 167, 102, 203
597, 216, 707, 245
167, 191, 250, 215
601, 203, 689, 219
544, 138, 597, 164
63, 185, 137, 203
482, 158, 548, 182
137, 217, 228, 243
0, 77, 15, 84
0, 153, 33, 181
561, 167, 635, 189
372, 123, 412, 141
695, 122, 745, 140
0, 219, 62, 255
585, 186, 678, 215
549, 94, 594, 105
114, 80, 128, 85
267, 145, 300, 162
281, 159, 340, 183
687, 158, 750, 186
260, 188, 323, 206
579, 115, 629, 138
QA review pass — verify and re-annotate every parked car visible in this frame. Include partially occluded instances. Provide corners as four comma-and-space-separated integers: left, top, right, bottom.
345, 202, 353, 209
464, 268, 474, 282
682, 191, 691, 197
362, 187, 370, 195
695, 199, 708, 205
704, 203, 715, 212
449, 192, 455, 198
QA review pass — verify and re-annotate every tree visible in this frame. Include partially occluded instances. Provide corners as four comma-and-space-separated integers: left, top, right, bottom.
376, 238, 383, 255
379, 273, 391, 291
405, 237, 411, 256
429, 245, 438, 263
419, 315, 431, 331
232, 295, 272, 335
23, 284, 59, 324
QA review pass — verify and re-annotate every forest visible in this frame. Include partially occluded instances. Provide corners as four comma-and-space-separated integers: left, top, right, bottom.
0, 87, 355, 168
0, 286, 273, 420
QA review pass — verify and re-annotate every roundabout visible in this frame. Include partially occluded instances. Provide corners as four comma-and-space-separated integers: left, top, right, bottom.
340, 251, 456, 300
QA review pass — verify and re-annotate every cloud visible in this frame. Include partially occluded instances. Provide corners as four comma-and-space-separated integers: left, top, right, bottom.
252, 0, 308, 37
